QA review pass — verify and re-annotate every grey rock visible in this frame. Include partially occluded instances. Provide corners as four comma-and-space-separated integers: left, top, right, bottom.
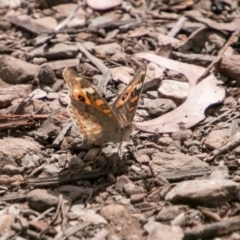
67, 17, 86, 28
42, 59, 79, 70
27, 189, 71, 212
77, 209, 107, 225
204, 129, 228, 150
100, 202, 144, 240
83, 148, 101, 162
171, 130, 192, 141
29, 43, 78, 59
91, 229, 109, 240
0, 214, 15, 235
151, 152, 208, 173
0, 55, 40, 84
38, 65, 57, 84
145, 98, 176, 117
24, 98, 50, 114
188, 146, 201, 155
158, 136, 173, 146
0, 20, 11, 31
58, 91, 69, 106
3, 165, 24, 175
100, 204, 128, 220
123, 182, 144, 197
223, 96, 237, 108
48, 99, 61, 110
0, 137, 41, 173
158, 80, 189, 101
89, 13, 121, 28
165, 179, 240, 207
130, 193, 145, 204
111, 52, 127, 62
146, 91, 158, 99
115, 175, 132, 193
29, 89, 47, 99
0, 83, 31, 108
34, 114, 62, 140
21, 153, 41, 169
82, 62, 99, 75
144, 220, 183, 240
46, 92, 59, 100
52, 79, 64, 92
156, 205, 188, 222
210, 164, 230, 180
94, 42, 121, 56
43, 163, 61, 174
82, 41, 95, 51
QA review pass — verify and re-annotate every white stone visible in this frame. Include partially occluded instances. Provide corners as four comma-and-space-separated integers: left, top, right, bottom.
158, 80, 189, 100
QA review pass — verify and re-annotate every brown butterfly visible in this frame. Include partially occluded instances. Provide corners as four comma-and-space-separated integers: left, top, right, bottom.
63, 63, 146, 146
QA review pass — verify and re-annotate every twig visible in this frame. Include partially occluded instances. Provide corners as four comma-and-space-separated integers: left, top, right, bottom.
26, 168, 127, 187
226, 112, 240, 123
129, 167, 211, 182
52, 121, 72, 146
168, 16, 187, 37
0, 114, 48, 120
205, 135, 240, 162
54, 3, 84, 32
196, 27, 240, 83
0, 114, 48, 130
77, 42, 109, 74
96, 70, 112, 95
54, 222, 91, 240
11, 223, 52, 240
0, 194, 26, 202
198, 207, 221, 222
40, 195, 63, 238
143, 141, 164, 151
183, 216, 240, 240
34, 207, 55, 221
196, 108, 235, 130
29, 162, 47, 177
172, 51, 216, 63
13, 95, 34, 114
35, 2, 84, 46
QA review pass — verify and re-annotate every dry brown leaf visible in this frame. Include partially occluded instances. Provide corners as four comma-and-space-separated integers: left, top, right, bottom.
133, 52, 225, 133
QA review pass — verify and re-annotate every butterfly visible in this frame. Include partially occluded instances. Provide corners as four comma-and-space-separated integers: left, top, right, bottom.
63, 62, 146, 147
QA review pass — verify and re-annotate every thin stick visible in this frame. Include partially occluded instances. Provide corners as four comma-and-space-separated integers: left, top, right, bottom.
196, 27, 240, 83
77, 42, 109, 74
168, 16, 187, 37
184, 216, 240, 240
205, 135, 240, 161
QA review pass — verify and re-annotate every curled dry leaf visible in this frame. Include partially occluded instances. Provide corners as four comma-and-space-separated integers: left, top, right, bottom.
86, 0, 122, 10
133, 52, 225, 133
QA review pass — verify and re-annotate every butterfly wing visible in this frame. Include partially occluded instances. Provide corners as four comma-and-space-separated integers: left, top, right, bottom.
63, 68, 121, 146
111, 62, 147, 127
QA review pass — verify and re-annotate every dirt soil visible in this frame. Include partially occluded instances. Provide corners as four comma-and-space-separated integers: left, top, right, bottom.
1, 0, 240, 240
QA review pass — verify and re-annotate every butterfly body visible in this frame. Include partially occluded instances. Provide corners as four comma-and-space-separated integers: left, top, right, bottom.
63, 63, 146, 146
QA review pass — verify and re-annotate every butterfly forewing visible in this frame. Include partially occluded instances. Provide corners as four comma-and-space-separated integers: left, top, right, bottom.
63, 68, 119, 123
111, 62, 147, 126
